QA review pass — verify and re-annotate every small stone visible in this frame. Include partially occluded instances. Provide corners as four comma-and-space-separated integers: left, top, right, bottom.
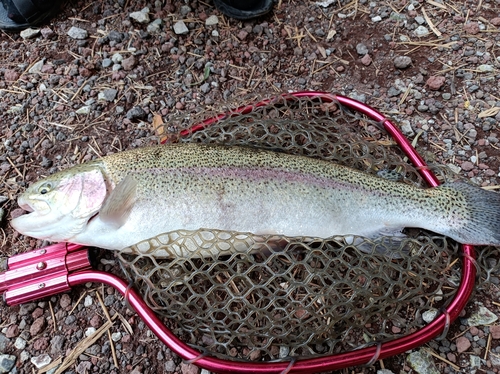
464, 22, 480, 35
5, 324, 19, 338
360, 54, 372, 66
478, 64, 494, 73
28, 60, 44, 74
14, 337, 26, 350
173, 20, 189, 35
490, 325, 500, 339
67, 26, 88, 40
129, 7, 150, 24
414, 26, 429, 37
180, 362, 200, 374
121, 56, 137, 71
467, 306, 498, 326
356, 43, 369, 55
491, 17, 500, 27
442, 93, 451, 100
20, 28, 40, 39
102, 58, 112, 68
126, 106, 147, 120
30, 354, 51, 370
377, 370, 396, 374
50, 335, 66, 355
426, 76, 445, 90
3, 69, 19, 81
387, 86, 401, 97
40, 27, 54, 38
60, 294, 71, 308
98, 88, 118, 102
371, 15, 382, 22
407, 349, 439, 374
111, 332, 122, 342
111, 53, 123, 63
456, 336, 471, 353
205, 15, 219, 26
76, 106, 91, 115
85, 327, 96, 337
237, 30, 248, 40
461, 161, 475, 171
30, 316, 46, 336
84, 295, 93, 307
422, 309, 438, 323
200, 82, 210, 94
0, 355, 16, 373
393, 56, 412, 69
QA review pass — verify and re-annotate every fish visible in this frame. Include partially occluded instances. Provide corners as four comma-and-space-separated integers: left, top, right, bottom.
10, 143, 500, 256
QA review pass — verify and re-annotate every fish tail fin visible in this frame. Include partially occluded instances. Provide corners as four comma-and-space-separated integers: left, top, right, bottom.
438, 181, 500, 246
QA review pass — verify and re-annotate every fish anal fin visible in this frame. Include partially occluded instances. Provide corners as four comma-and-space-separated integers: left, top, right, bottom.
99, 175, 137, 228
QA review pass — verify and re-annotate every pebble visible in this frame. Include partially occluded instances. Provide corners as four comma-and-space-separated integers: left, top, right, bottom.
180, 362, 200, 374
407, 349, 439, 374
356, 43, 369, 55
147, 19, 162, 33
467, 306, 498, 326
14, 337, 27, 350
360, 54, 372, 66
102, 58, 112, 68
371, 15, 382, 22
76, 106, 91, 115
173, 20, 189, 35
377, 370, 396, 374
30, 354, 51, 369
129, 7, 150, 24
30, 316, 46, 336
60, 294, 71, 308
393, 56, 412, 69
67, 26, 88, 40
490, 325, 500, 339
111, 332, 122, 342
456, 336, 471, 353
85, 327, 96, 337
426, 76, 446, 90
0, 355, 16, 373
28, 60, 44, 74
122, 56, 137, 71
126, 106, 147, 120
422, 309, 438, 323
414, 26, 429, 37
478, 64, 494, 72
84, 295, 93, 307
461, 161, 475, 171
20, 28, 40, 39
205, 15, 219, 26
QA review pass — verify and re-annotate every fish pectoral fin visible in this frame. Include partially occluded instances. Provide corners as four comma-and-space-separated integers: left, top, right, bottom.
99, 175, 137, 228
349, 228, 413, 259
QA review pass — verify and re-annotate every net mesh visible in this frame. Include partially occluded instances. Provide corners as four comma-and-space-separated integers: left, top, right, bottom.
116, 94, 474, 361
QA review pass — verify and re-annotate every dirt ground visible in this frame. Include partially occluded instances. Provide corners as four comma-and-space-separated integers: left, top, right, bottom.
1, 0, 500, 373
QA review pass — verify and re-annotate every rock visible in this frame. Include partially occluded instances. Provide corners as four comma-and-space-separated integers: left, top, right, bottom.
456, 336, 471, 353
85, 327, 96, 337
14, 337, 26, 350
5, 324, 19, 338
426, 76, 445, 90
464, 22, 480, 35
387, 86, 401, 97
491, 17, 500, 26
50, 335, 66, 355
28, 59, 44, 74
356, 43, 369, 55
76, 106, 91, 115
371, 15, 382, 22
461, 161, 475, 171
360, 54, 372, 66
31, 354, 52, 370
478, 64, 494, 73
126, 106, 147, 120
111, 332, 122, 342
0, 355, 16, 373
407, 349, 439, 374
30, 316, 46, 336
180, 362, 200, 374
122, 56, 137, 71
129, 7, 150, 24
490, 325, 500, 339
84, 295, 93, 307
377, 370, 396, 374
102, 58, 112, 68
400, 120, 414, 137
422, 309, 438, 323
173, 20, 189, 35
237, 30, 248, 40
20, 28, 40, 39
467, 306, 498, 326
67, 26, 88, 40
98, 88, 118, 102
0, 334, 9, 353
60, 294, 71, 308
414, 26, 429, 37
40, 27, 55, 38
147, 19, 162, 33
206, 15, 219, 26
4, 69, 19, 81
33, 337, 49, 350
393, 56, 412, 69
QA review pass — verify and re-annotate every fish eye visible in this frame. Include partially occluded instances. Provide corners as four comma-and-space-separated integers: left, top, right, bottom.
39, 183, 52, 195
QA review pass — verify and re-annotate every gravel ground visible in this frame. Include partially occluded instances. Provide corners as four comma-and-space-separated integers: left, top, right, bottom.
1, 0, 500, 373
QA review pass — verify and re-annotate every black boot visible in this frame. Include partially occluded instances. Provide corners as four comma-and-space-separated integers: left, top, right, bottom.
213, 0, 273, 20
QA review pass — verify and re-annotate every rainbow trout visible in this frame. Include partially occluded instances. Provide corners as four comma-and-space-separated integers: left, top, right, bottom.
10, 143, 500, 255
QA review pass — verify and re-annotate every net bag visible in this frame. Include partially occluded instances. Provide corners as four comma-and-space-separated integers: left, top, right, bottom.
115, 92, 477, 369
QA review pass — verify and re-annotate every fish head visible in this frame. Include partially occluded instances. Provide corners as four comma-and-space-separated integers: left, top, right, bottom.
11, 165, 108, 242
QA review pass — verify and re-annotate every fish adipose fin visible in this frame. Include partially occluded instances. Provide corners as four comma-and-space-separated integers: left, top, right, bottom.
439, 181, 500, 246
99, 175, 137, 228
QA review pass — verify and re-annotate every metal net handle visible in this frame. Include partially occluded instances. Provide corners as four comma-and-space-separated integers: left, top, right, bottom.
112, 91, 475, 373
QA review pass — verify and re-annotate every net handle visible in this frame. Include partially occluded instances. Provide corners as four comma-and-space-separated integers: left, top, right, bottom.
111, 91, 475, 373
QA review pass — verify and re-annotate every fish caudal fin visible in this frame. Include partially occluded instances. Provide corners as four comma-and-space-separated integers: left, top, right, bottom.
439, 181, 500, 246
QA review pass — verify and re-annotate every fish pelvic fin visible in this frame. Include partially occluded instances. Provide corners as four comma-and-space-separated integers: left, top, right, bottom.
99, 175, 137, 228
437, 181, 500, 246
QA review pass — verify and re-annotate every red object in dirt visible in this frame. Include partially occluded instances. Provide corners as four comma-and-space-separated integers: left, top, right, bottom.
0, 92, 476, 373
0, 242, 91, 305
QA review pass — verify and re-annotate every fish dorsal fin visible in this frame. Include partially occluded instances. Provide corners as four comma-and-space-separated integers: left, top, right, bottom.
99, 175, 137, 228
